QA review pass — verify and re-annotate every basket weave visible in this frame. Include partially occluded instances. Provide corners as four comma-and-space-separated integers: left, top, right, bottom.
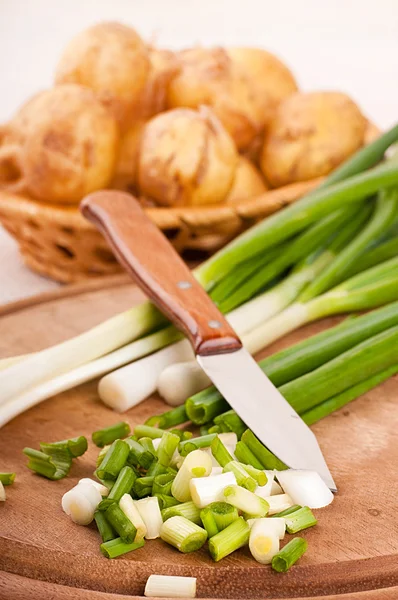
0, 179, 322, 282
0, 120, 380, 283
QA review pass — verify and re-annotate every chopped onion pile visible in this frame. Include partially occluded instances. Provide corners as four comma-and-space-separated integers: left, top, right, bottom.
59, 419, 334, 575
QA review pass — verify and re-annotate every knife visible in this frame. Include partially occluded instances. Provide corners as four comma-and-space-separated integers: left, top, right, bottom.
81, 190, 336, 491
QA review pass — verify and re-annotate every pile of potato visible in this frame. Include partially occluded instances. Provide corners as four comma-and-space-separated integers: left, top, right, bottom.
0, 22, 368, 208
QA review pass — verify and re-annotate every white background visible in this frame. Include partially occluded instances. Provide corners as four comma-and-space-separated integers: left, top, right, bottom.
1, 0, 397, 302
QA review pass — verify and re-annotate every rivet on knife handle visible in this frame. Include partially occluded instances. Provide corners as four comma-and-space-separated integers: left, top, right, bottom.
80, 190, 242, 356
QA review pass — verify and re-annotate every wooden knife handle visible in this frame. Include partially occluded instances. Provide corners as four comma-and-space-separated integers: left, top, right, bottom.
81, 190, 242, 356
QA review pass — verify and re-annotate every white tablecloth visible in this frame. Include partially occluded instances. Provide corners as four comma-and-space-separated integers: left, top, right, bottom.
1, 0, 397, 303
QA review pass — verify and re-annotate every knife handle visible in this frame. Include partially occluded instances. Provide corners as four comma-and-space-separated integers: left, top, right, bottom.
81, 190, 242, 356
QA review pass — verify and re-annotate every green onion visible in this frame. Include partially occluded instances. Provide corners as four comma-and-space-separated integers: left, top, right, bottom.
241, 465, 267, 486
200, 501, 239, 538
271, 505, 302, 518
126, 438, 155, 470
162, 501, 202, 525
213, 410, 246, 439
207, 425, 222, 434
152, 473, 175, 496
241, 430, 287, 470
134, 477, 154, 498
284, 507, 317, 533
105, 503, 137, 543
345, 236, 398, 278
23, 447, 70, 480
40, 435, 88, 458
98, 465, 137, 510
208, 517, 250, 561
170, 429, 193, 441
158, 405, 189, 429
197, 159, 398, 288
96, 439, 130, 481
179, 434, 217, 456
100, 537, 145, 559
119, 494, 147, 541
157, 431, 180, 466
302, 363, 398, 425
135, 496, 163, 539
271, 537, 308, 572
160, 515, 208, 553
210, 436, 234, 467
92, 422, 131, 447
299, 188, 398, 301
234, 442, 264, 469
147, 461, 168, 478
223, 485, 269, 517
139, 437, 157, 457
281, 325, 398, 414
171, 449, 212, 502
0, 473, 16, 486
223, 462, 257, 492
134, 424, 165, 439
185, 389, 229, 426
96, 445, 110, 467
155, 494, 180, 510
94, 510, 116, 543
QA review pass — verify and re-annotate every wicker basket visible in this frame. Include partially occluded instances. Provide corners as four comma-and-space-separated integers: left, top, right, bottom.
0, 120, 380, 283
0, 179, 323, 282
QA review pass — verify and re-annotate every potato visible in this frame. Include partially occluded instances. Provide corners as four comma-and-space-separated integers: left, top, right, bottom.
112, 119, 146, 191
54, 22, 149, 126
139, 48, 180, 119
226, 156, 267, 204
228, 47, 298, 113
167, 47, 265, 151
261, 91, 366, 187
138, 107, 239, 207
12, 85, 120, 204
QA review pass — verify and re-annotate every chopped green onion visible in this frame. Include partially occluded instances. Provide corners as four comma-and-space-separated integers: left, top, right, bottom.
0, 482, 5, 501
105, 503, 137, 543
126, 438, 155, 470
162, 501, 202, 525
23, 447, 71, 480
213, 410, 246, 439
98, 465, 137, 510
0, 473, 16, 486
241, 430, 287, 470
247, 517, 286, 540
171, 450, 212, 502
271, 505, 302, 518
271, 537, 308, 572
284, 506, 317, 533
139, 437, 157, 457
134, 424, 165, 439
223, 462, 257, 492
179, 434, 217, 456
158, 405, 189, 429
155, 494, 180, 510
223, 485, 269, 517
135, 496, 163, 539
207, 425, 221, 434
157, 432, 180, 466
241, 465, 267, 487
144, 575, 196, 599
249, 518, 280, 564
96, 439, 130, 481
200, 502, 239, 537
170, 429, 193, 441
160, 515, 207, 553
210, 436, 234, 467
134, 476, 154, 498
100, 537, 145, 559
94, 510, 116, 543
189, 472, 237, 508
62, 480, 102, 525
208, 517, 250, 562
96, 445, 110, 467
275, 470, 334, 509
92, 422, 131, 447
147, 461, 168, 478
152, 473, 175, 496
185, 389, 229, 426
234, 441, 264, 469
119, 494, 147, 541
40, 435, 88, 458
267, 494, 295, 515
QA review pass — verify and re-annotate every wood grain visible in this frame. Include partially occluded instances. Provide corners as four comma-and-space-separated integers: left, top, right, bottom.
81, 191, 241, 356
0, 278, 397, 599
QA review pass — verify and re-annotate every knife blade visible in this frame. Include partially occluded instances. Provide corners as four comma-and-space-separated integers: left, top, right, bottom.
81, 190, 336, 491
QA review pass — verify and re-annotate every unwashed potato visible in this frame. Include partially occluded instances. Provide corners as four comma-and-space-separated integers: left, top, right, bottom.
226, 156, 268, 204
0, 85, 120, 204
228, 47, 298, 112
261, 91, 367, 187
112, 119, 146, 191
54, 22, 150, 126
167, 47, 267, 151
138, 107, 239, 207
139, 48, 180, 119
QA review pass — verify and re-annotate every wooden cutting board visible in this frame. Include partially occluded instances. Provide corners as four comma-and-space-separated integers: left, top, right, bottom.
0, 277, 397, 600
